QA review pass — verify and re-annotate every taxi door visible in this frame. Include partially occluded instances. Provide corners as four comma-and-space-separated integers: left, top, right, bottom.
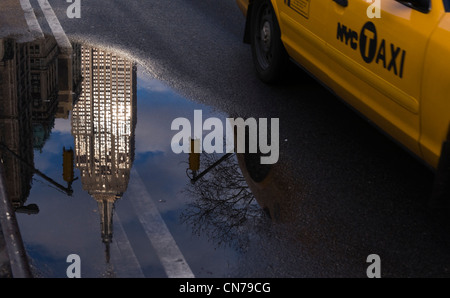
275, 0, 332, 79
323, 0, 444, 159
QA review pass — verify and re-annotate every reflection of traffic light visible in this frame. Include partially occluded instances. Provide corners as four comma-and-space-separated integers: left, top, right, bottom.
189, 139, 200, 172
63, 147, 74, 183
15, 204, 40, 215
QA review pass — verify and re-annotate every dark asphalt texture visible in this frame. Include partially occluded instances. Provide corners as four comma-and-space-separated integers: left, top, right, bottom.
22, 0, 450, 277
0, 226, 12, 278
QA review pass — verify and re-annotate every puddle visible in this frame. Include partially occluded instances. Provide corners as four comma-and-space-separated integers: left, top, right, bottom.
4, 32, 447, 279
0, 36, 271, 278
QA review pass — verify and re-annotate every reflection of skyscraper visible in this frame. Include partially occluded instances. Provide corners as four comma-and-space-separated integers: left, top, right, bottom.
29, 35, 59, 150
56, 42, 82, 119
0, 39, 34, 208
72, 46, 137, 262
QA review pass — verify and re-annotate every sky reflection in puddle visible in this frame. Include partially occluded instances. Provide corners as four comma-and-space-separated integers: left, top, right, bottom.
1, 37, 263, 278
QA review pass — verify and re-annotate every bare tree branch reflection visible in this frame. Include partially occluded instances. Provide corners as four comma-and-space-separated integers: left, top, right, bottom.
181, 153, 266, 250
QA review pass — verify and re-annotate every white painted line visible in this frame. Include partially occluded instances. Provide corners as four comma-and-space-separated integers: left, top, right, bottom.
19, 0, 44, 40
110, 213, 145, 278
36, 0, 72, 54
125, 168, 195, 278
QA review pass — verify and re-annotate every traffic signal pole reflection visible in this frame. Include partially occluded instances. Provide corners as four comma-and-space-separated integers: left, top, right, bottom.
0, 142, 75, 196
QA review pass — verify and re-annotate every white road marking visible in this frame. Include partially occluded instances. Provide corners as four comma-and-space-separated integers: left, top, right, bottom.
36, 0, 72, 54
124, 168, 195, 278
19, 0, 44, 40
110, 213, 145, 278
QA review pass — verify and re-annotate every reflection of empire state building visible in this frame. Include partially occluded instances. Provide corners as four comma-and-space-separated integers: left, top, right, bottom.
72, 46, 137, 261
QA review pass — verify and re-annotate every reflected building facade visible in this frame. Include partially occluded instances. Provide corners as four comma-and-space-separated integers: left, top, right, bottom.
0, 39, 34, 208
0, 36, 82, 211
29, 35, 59, 151
72, 45, 137, 261
56, 42, 83, 119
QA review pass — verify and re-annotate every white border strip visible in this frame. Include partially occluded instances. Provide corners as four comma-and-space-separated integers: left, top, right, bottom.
110, 213, 145, 278
36, 0, 72, 53
19, 0, 44, 40
126, 168, 195, 278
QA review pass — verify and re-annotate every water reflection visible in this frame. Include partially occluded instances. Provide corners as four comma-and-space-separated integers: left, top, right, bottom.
0, 36, 137, 266
30, 35, 58, 151
72, 45, 137, 262
0, 35, 81, 214
182, 150, 265, 251
1, 35, 269, 277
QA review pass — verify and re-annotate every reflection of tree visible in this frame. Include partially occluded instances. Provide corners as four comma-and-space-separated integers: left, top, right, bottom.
181, 153, 265, 250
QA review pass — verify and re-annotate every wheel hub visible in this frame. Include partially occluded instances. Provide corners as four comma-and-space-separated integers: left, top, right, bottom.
261, 21, 271, 51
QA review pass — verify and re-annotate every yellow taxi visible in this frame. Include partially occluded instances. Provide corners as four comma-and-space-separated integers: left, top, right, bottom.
236, 0, 450, 181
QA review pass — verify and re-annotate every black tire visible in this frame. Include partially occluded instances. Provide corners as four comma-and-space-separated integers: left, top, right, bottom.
250, 0, 289, 84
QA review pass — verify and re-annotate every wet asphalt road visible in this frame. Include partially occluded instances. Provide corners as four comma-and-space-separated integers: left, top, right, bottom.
24, 0, 450, 277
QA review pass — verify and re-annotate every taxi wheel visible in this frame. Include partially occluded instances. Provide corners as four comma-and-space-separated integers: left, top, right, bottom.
250, 0, 288, 83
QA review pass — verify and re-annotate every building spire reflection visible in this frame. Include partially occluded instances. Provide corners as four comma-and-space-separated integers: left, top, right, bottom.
72, 45, 137, 263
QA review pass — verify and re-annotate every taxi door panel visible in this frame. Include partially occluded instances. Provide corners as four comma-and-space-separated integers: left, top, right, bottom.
275, 0, 331, 75
420, 12, 450, 167
322, 0, 443, 158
